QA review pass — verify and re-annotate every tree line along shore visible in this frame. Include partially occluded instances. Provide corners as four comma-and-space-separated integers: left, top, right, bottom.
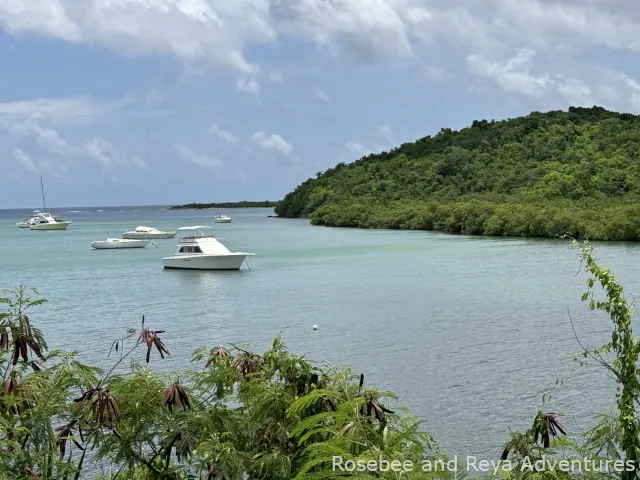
169, 201, 279, 210
275, 106, 640, 241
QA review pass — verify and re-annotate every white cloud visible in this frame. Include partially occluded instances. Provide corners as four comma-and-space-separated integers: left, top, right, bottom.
376, 125, 394, 142
0, 0, 275, 74
467, 48, 551, 97
6, 116, 73, 154
83, 138, 149, 170
269, 0, 414, 61
251, 131, 293, 156
312, 87, 330, 102
2, 1, 640, 118
235, 77, 260, 95
3, 0, 640, 82
0, 95, 132, 126
345, 142, 366, 153
209, 123, 238, 143
345, 141, 377, 156
172, 143, 223, 170
554, 76, 593, 107
466, 48, 640, 111
2, 113, 147, 171
13, 148, 38, 173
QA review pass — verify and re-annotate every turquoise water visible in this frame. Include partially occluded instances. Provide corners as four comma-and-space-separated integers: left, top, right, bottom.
0, 206, 637, 460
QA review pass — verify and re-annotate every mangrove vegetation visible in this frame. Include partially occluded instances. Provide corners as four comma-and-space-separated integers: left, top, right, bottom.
276, 106, 640, 240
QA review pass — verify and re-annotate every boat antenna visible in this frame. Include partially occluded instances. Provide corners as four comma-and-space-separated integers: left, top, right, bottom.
40, 176, 47, 212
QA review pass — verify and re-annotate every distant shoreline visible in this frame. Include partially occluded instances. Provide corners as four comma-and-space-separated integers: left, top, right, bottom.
169, 201, 279, 210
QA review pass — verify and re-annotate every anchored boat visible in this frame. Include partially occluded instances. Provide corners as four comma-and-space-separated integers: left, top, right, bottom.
91, 238, 150, 249
162, 226, 253, 270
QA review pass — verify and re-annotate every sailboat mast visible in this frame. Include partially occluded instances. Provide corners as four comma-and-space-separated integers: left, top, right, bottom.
40, 176, 46, 212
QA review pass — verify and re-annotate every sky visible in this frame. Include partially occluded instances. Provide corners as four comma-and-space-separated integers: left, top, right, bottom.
1, 0, 640, 208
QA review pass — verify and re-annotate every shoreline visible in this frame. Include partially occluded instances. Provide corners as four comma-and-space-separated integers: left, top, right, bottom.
169, 202, 279, 210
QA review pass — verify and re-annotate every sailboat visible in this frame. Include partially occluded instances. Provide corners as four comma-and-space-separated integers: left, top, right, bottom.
28, 177, 71, 231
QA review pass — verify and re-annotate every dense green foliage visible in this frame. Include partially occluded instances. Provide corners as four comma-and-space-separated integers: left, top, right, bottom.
1, 241, 640, 478
276, 106, 640, 240
169, 201, 278, 210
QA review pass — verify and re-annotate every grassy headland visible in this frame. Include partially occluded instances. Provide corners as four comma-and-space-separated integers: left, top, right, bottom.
169, 200, 278, 210
275, 106, 640, 240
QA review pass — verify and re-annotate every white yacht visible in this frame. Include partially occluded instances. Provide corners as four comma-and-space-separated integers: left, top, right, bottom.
92, 238, 150, 249
29, 211, 71, 230
23, 178, 71, 230
162, 226, 253, 270
214, 215, 233, 223
122, 226, 176, 239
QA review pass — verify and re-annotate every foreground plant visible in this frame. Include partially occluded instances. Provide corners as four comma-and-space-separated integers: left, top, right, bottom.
0, 288, 454, 479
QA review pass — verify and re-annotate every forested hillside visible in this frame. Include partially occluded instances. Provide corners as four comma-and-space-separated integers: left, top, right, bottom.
275, 106, 640, 240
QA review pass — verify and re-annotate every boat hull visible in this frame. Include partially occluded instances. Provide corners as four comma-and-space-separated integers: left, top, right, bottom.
162, 254, 248, 270
16, 222, 31, 228
214, 219, 232, 223
30, 222, 70, 230
122, 232, 176, 239
92, 239, 150, 249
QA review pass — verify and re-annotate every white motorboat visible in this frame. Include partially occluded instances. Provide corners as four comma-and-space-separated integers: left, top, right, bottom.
25, 178, 71, 230
122, 226, 176, 239
162, 226, 253, 270
29, 211, 71, 230
91, 238, 150, 249
214, 215, 233, 223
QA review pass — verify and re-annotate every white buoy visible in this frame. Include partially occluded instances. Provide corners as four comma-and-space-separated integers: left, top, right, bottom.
312, 325, 318, 330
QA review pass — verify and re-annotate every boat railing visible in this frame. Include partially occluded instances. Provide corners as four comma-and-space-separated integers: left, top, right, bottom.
180, 234, 217, 240
176, 226, 215, 240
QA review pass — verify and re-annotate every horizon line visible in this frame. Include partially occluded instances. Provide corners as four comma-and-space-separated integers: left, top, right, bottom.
0, 201, 280, 211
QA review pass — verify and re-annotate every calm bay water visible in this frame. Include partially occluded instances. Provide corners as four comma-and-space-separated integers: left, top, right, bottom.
0, 205, 636, 461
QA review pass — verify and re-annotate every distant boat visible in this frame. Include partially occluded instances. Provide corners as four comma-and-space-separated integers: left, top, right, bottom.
91, 238, 150, 249
29, 211, 71, 231
25, 177, 70, 230
162, 226, 253, 270
122, 226, 176, 239
214, 215, 233, 223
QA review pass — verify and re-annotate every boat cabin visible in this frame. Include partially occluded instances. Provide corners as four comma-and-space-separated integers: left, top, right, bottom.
172, 226, 233, 256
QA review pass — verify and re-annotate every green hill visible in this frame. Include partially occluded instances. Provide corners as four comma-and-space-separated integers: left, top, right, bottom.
275, 106, 640, 240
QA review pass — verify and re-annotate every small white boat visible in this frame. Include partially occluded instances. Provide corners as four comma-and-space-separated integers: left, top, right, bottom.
162, 226, 253, 270
214, 215, 233, 223
91, 238, 150, 249
122, 226, 176, 239
24, 179, 71, 230
29, 211, 71, 230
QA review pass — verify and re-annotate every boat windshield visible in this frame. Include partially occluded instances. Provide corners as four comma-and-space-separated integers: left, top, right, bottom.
177, 226, 214, 239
